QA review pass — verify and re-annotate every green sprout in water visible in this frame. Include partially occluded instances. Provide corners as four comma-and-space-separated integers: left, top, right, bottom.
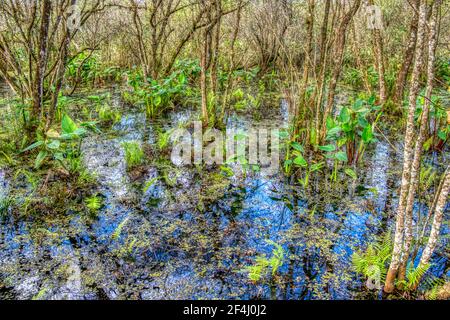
122, 141, 144, 169
85, 195, 104, 213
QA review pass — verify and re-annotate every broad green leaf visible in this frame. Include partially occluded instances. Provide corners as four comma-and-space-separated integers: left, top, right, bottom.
62, 115, 78, 134
339, 106, 351, 123
294, 155, 308, 167
326, 117, 335, 130
318, 144, 336, 152
342, 122, 353, 133
54, 152, 64, 162
47, 140, 60, 150
438, 129, 447, 141
353, 99, 364, 110
35, 150, 48, 169
277, 131, 290, 139
327, 126, 342, 138
153, 95, 162, 107
291, 142, 304, 152
362, 125, 373, 143
335, 151, 348, 162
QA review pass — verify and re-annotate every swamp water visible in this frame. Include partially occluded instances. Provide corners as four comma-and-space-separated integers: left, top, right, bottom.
0, 88, 447, 300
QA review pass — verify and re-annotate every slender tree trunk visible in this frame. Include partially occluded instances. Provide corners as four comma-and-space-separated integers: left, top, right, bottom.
322, 0, 361, 141
415, 166, 450, 288
221, 0, 243, 122
393, 0, 419, 106
210, 0, 222, 96
313, 0, 331, 144
200, 27, 210, 127
300, 0, 315, 107
384, 0, 428, 293
398, 0, 440, 282
31, 0, 51, 134
369, 0, 387, 104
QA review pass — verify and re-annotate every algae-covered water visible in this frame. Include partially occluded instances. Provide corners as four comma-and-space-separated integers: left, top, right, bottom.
0, 87, 448, 300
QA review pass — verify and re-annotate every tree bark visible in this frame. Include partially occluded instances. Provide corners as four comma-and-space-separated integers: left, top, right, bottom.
415, 166, 450, 287
393, 0, 419, 106
384, 0, 428, 293
322, 0, 361, 141
397, 0, 440, 282
32, 0, 52, 133
369, 0, 387, 104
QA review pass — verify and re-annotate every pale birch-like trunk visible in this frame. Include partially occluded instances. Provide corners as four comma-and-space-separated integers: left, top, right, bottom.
384, 0, 428, 293
393, 0, 419, 106
369, 0, 387, 104
398, 0, 440, 282
413, 166, 450, 290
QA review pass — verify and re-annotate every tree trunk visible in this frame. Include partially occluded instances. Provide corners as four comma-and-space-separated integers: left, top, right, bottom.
392, 0, 419, 106
397, 0, 440, 282
299, 0, 315, 107
384, 0, 428, 293
369, 0, 387, 104
415, 166, 450, 287
31, 0, 52, 134
313, 0, 331, 143
200, 27, 210, 127
322, 0, 361, 141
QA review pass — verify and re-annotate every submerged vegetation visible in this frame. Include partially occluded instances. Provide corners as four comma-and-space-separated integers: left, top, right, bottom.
0, 0, 449, 301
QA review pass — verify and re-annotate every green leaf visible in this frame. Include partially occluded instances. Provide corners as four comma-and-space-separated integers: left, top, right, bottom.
22, 140, 44, 152
310, 162, 324, 172
437, 129, 447, 141
345, 168, 358, 179
318, 144, 336, 152
61, 114, 78, 134
335, 151, 348, 162
54, 153, 64, 162
362, 125, 373, 143
291, 142, 304, 152
153, 95, 162, 107
277, 131, 290, 139
326, 117, 335, 130
294, 155, 308, 167
339, 106, 351, 123
35, 150, 48, 169
353, 99, 364, 110
326, 126, 342, 138
47, 140, 60, 150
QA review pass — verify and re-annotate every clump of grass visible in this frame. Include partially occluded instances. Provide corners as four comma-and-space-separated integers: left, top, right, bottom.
156, 129, 173, 153
122, 141, 144, 168
97, 105, 122, 125
0, 196, 13, 216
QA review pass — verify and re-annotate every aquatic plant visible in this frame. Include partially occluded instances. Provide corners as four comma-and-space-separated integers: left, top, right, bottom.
112, 217, 130, 241
122, 141, 144, 169
0, 196, 13, 216
324, 96, 382, 165
156, 129, 173, 153
124, 61, 196, 119
245, 240, 284, 283
85, 195, 103, 213
97, 105, 122, 125
143, 177, 159, 193
352, 235, 441, 295
22, 115, 88, 169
